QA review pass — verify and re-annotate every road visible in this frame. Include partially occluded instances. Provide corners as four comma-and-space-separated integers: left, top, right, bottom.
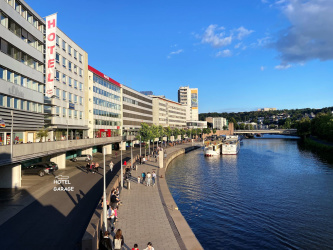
0, 148, 140, 250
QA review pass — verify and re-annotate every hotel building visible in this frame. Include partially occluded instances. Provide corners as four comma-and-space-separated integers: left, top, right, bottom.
178, 86, 198, 121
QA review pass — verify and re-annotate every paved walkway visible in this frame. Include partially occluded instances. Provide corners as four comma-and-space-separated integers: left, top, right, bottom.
116, 143, 197, 250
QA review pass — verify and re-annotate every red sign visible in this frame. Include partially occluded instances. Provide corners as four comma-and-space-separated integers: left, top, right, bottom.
88, 65, 122, 87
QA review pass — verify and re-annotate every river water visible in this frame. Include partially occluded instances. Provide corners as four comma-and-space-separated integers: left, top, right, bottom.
165, 135, 333, 250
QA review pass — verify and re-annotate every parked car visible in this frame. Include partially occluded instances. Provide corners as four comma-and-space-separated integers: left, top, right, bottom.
22, 163, 52, 177
72, 154, 91, 162
42, 161, 58, 171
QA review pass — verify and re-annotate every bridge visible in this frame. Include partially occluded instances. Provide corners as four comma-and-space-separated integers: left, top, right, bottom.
234, 129, 297, 135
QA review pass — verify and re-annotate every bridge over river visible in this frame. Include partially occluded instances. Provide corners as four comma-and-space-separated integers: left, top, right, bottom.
234, 129, 297, 135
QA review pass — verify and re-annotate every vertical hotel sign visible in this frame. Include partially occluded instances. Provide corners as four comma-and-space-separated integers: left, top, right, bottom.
45, 13, 57, 97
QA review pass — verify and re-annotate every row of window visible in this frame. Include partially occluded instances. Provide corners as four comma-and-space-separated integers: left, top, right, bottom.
93, 74, 121, 93
0, 38, 43, 72
55, 53, 83, 76
93, 86, 121, 101
0, 11, 43, 52
56, 36, 83, 63
123, 96, 138, 106
55, 106, 83, 119
4, 0, 44, 33
55, 70, 83, 90
0, 94, 43, 112
93, 109, 121, 119
54, 88, 83, 105
94, 119, 121, 126
0, 65, 44, 93
93, 97, 121, 110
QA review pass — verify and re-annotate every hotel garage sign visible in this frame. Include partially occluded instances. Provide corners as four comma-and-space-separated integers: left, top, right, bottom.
45, 13, 57, 97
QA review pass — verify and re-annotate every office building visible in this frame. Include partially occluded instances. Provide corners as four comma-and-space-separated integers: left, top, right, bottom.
213, 117, 228, 130
178, 86, 198, 121
152, 95, 186, 128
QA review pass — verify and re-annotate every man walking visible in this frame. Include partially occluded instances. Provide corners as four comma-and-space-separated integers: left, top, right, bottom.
109, 161, 114, 172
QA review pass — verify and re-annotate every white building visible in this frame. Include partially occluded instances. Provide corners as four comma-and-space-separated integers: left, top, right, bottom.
186, 121, 207, 129
152, 96, 186, 128
213, 117, 228, 130
178, 86, 198, 121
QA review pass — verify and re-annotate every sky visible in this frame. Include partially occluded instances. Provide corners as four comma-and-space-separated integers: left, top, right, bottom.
28, 0, 333, 113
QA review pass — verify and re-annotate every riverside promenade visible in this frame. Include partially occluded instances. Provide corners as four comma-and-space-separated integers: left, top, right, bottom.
116, 143, 203, 250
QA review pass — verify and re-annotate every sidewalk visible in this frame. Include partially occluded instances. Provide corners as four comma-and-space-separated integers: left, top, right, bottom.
116, 143, 201, 250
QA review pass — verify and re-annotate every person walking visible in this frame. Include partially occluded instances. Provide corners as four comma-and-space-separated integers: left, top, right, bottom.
99, 231, 112, 250
113, 229, 124, 250
141, 171, 146, 185
109, 161, 114, 172
143, 242, 154, 250
146, 172, 152, 186
107, 205, 115, 232
152, 171, 156, 186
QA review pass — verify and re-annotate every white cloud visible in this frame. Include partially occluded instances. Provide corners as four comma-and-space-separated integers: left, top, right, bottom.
235, 26, 254, 40
272, 0, 333, 64
275, 64, 292, 70
216, 49, 232, 58
234, 42, 242, 49
201, 24, 233, 48
260, 66, 266, 71
167, 49, 183, 59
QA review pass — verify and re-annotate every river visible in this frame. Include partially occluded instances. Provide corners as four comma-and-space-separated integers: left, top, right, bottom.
165, 135, 333, 250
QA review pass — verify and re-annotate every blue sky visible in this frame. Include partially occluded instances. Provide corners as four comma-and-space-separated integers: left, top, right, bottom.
29, 0, 332, 113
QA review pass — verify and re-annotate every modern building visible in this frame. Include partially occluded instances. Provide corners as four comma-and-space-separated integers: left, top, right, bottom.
186, 120, 207, 129
152, 95, 186, 128
122, 85, 153, 136
178, 86, 198, 121
213, 117, 228, 130
0, 0, 45, 145
50, 28, 88, 141
88, 65, 122, 139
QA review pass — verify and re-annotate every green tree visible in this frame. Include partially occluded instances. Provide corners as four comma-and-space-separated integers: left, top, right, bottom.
212, 128, 217, 134
245, 124, 249, 130
223, 125, 228, 130
239, 123, 245, 130
36, 128, 49, 142
296, 117, 311, 138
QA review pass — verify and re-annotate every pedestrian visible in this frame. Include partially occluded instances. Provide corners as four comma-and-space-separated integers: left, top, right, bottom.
152, 171, 156, 186
94, 162, 99, 173
141, 171, 146, 185
90, 162, 95, 173
143, 242, 154, 250
132, 243, 139, 250
138, 176, 141, 184
113, 229, 124, 250
139, 156, 142, 164
99, 231, 112, 250
111, 190, 120, 209
86, 162, 90, 173
147, 172, 152, 186
107, 205, 115, 232
109, 161, 114, 172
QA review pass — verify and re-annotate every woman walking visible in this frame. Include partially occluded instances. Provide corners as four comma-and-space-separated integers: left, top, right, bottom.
113, 229, 124, 250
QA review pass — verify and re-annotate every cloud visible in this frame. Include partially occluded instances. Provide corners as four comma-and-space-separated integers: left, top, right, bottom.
275, 64, 292, 70
235, 26, 254, 40
167, 49, 183, 59
201, 25, 232, 48
260, 66, 266, 71
272, 0, 333, 64
234, 42, 242, 49
216, 49, 232, 57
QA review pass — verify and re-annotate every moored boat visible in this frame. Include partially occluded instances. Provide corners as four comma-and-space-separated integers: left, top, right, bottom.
204, 142, 222, 156
222, 135, 240, 155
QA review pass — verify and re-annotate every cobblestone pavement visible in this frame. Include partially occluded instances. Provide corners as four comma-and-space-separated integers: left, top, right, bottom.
116, 144, 190, 250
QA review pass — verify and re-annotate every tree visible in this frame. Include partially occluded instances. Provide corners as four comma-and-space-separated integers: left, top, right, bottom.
186, 129, 191, 138
239, 123, 245, 130
180, 129, 186, 139
223, 125, 228, 130
36, 128, 49, 142
163, 127, 172, 141
245, 124, 249, 130
173, 128, 180, 139
212, 128, 216, 134
296, 117, 311, 138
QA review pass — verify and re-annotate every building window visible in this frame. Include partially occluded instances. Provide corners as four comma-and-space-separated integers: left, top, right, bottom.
80, 97, 83, 105
79, 68, 82, 77
74, 64, 77, 74
0, 94, 5, 106
69, 93, 72, 102
63, 91, 66, 100
63, 108, 66, 117
74, 95, 77, 103
7, 96, 12, 108
56, 88, 60, 98
68, 109, 72, 118
21, 100, 25, 110
68, 45, 72, 55
62, 40, 66, 51
68, 61, 72, 71
62, 57, 66, 68
80, 111, 83, 119
56, 36, 59, 46
68, 77, 72, 87
56, 53, 60, 63
74, 80, 77, 89
56, 106, 60, 116
56, 71, 60, 81
0, 12, 8, 28
79, 53, 82, 63
74, 110, 77, 119
74, 50, 77, 59
62, 74, 66, 84
79, 82, 83, 91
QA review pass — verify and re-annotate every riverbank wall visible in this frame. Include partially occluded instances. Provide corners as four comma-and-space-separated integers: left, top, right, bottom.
159, 145, 203, 250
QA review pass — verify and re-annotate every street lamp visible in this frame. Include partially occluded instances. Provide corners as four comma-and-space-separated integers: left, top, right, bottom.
131, 140, 133, 170
139, 135, 141, 157
10, 111, 13, 159
102, 147, 107, 232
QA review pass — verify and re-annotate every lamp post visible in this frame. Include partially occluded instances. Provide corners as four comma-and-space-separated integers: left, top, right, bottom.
139, 135, 141, 157
102, 147, 107, 232
131, 140, 133, 170
10, 111, 13, 159
120, 141, 123, 188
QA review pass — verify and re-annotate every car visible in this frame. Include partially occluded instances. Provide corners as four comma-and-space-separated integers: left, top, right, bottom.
42, 161, 58, 171
72, 154, 91, 162
22, 163, 52, 177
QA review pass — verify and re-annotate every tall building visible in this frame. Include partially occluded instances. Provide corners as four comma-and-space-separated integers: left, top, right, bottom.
178, 86, 198, 121
213, 117, 228, 130
88, 66, 122, 139
122, 85, 153, 136
50, 28, 88, 140
152, 95, 186, 128
0, 0, 45, 144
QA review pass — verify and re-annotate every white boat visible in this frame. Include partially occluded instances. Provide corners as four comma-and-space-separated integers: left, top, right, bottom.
204, 142, 222, 156
222, 135, 240, 155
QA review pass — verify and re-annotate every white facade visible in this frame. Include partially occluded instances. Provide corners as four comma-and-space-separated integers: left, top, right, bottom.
213, 117, 228, 130
178, 86, 198, 121
51, 28, 88, 139
152, 96, 186, 128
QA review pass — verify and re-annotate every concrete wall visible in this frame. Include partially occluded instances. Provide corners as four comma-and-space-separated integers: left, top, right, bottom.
0, 163, 21, 188
50, 153, 66, 169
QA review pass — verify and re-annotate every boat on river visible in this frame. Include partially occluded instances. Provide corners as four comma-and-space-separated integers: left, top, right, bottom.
204, 141, 222, 156
222, 135, 240, 155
